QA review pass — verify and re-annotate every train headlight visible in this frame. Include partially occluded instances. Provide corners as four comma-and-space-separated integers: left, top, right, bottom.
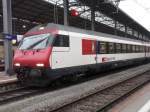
36, 63, 44, 67
14, 63, 20, 67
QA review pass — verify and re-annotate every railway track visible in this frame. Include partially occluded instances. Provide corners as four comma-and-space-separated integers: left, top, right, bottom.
0, 86, 43, 105
0, 81, 20, 93
51, 71, 150, 112
0, 77, 45, 106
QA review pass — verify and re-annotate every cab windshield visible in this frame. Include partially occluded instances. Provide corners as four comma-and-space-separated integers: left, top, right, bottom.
19, 33, 54, 50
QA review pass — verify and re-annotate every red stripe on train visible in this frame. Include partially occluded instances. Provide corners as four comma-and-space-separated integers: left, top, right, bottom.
82, 39, 96, 55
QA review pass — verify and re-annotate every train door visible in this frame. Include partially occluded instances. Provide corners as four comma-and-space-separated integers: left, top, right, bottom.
82, 39, 97, 64
145, 46, 150, 57
144, 46, 147, 57
95, 41, 99, 63
51, 34, 70, 69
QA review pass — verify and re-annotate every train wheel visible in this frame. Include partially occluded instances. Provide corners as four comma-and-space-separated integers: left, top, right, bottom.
17, 73, 27, 85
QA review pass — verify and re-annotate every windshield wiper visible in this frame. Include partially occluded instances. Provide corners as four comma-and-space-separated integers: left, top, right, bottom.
26, 38, 48, 50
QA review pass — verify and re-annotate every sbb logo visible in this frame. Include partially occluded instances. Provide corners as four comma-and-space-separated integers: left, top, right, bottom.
102, 57, 108, 62
102, 57, 115, 62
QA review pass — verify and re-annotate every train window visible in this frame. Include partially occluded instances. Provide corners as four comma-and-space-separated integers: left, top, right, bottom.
138, 46, 140, 52
141, 46, 143, 52
99, 42, 107, 54
149, 47, 150, 52
108, 42, 115, 54
122, 44, 127, 53
130, 45, 132, 53
132, 45, 136, 52
96, 41, 99, 54
138, 46, 141, 52
146, 46, 148, 52
146, 46, 149, 52
142, 46, 145, 52
139, 46, 141, 52
140, 46, 143, 52
19, 34, 52, 50
135, 45, 139, 53
127, 44, 131, 53
53, 35, 69, 47
148, 47, 150, 52
116, 43, 121, 53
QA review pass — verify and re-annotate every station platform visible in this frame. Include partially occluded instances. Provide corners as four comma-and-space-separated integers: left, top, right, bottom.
108, 82, 150, 112
0, 72, 17, 85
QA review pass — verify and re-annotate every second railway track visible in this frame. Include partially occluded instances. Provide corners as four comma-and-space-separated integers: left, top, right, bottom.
52, 71, 150, 112
0, 81, 20, 92
0, 86, 44, 105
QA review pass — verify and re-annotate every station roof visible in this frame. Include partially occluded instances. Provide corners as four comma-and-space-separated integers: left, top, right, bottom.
0, 0, 149, 40
80, 0, 150, 37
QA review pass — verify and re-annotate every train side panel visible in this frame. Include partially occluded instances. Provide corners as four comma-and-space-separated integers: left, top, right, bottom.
51, 31, 147, 71
51, 33, 96, 69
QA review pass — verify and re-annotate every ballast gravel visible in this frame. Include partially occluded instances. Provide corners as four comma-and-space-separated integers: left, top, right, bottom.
0, 64, 150, 112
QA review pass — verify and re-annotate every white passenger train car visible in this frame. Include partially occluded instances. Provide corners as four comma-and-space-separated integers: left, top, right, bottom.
13, 23, 150, 86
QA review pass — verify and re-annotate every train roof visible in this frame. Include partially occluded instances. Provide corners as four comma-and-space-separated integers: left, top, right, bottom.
26, 23, 145, 43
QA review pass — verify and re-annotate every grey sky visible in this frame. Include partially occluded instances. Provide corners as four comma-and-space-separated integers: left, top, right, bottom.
119, 0, 150, 31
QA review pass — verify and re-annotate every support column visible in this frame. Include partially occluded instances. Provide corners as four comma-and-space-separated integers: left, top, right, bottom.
138, 32, 140, 39
63, 0, 69, 26
2, 0, 13, 75
132, 29, 134, 37
125, 25, 127, 37
91, 7, 95, 31
114, 20, 117, 35
141, 34, 143, 41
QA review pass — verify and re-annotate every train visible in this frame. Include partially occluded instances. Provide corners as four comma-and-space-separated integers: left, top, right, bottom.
13, 23, 150, 86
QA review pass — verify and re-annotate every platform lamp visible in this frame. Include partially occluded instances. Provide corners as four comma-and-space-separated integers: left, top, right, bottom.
11, 39, 17, 45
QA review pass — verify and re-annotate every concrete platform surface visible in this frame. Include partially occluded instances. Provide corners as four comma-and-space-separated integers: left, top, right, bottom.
108, 82, 150, 112
0, 72, 17, 84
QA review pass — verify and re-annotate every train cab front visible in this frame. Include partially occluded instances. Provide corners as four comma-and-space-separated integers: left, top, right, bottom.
13, 33, 54, 86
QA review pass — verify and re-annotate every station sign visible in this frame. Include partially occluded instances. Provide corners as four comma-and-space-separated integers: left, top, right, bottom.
3, 33, 17, 40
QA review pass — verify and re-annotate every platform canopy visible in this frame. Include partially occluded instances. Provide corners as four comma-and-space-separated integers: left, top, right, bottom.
0, 0, 150, 41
